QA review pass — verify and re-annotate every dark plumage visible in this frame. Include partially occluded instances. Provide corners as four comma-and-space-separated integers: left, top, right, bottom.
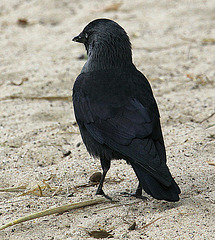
72, 19, 181, 202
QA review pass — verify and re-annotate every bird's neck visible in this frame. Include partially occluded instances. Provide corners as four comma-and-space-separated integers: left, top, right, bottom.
82, 41, 133, 72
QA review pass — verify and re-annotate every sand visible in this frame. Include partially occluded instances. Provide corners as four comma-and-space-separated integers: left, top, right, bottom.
0, 0, 215, 239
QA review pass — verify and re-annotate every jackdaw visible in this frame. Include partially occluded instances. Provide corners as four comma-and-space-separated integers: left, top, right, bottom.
72, 19, 181, 202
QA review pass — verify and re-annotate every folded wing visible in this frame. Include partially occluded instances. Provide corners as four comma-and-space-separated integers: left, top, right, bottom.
74, 92, 173, 187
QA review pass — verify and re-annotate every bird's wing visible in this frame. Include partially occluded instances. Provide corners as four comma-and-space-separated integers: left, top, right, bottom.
73, 87, 172, 186
80, 98, 154, 145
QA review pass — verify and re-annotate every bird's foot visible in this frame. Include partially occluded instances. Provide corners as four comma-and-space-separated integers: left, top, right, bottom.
120, 192, 148, 201
96, 189, 112, 201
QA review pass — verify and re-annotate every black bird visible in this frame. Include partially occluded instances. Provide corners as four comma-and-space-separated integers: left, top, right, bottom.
72, 19, 181, 202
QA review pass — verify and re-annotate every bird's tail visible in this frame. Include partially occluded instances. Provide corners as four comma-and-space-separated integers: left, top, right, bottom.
131, 162, 181, 202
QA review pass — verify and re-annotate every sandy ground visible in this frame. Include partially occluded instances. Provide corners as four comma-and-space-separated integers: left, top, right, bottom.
0, 0, 215, 239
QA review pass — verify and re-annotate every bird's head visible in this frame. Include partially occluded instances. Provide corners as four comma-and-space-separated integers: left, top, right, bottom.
73, 19, 132, 70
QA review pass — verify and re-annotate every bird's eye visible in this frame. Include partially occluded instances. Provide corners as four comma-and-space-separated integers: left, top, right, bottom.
85, 33, 88, 39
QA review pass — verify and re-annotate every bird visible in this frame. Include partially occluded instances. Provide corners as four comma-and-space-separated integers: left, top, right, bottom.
72, 19, 181, 202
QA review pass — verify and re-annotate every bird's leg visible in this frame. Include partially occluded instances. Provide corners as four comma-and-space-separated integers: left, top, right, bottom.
133, 182, 147, 199
121, 182, 147, 201
96, 157, 112, 200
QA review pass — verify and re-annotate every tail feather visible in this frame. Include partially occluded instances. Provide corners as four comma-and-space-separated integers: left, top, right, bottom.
131, 162, 180, 202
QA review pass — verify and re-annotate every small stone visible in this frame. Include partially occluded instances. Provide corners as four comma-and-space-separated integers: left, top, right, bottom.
89, 172, 102, 183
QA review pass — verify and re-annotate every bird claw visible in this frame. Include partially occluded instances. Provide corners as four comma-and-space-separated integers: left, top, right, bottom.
120, 192, 148, 201
96, 189, 112, 201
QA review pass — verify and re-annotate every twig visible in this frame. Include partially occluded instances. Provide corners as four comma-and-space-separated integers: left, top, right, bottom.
208, 162, 215, 166
142, 217, 162, 228
18, 184, 62, 197
0, 186, 27, 192
206, 124, 215, 129
0, 96, 72, 101
0, 198, 107, 231
37, 184, 43, 197
10, 77, 28, 86
202, 38, 215, 45
198, 112, 215, 124
73, 182, 98, 190
142, 212, 192, 229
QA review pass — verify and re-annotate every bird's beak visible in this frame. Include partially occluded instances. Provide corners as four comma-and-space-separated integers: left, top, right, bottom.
72, 32, 86, 43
